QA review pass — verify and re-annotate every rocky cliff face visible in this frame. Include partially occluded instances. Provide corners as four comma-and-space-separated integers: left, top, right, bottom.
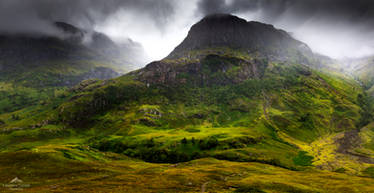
135, 54, 267, 86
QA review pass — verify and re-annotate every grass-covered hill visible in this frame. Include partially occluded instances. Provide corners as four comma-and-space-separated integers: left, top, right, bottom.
1, 14, 374, 192
0, 22, 148, 114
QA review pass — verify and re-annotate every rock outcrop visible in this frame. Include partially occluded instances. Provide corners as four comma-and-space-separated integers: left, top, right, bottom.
136, 54, 267, 86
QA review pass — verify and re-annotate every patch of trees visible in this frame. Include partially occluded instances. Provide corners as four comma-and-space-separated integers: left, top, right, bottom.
92, 136, 262, 164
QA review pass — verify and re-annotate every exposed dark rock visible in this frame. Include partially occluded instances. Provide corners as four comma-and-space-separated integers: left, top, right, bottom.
135, 54, 267, 86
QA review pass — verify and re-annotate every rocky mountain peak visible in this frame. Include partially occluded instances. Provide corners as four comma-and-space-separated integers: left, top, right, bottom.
167, 14, 312, 62
196, 13, 248, 27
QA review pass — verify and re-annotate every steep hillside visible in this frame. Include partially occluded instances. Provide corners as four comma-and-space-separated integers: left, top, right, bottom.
0, 22, 148, 114
0, 14, 373, 192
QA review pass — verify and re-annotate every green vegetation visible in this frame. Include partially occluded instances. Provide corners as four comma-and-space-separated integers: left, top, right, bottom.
1, 47, 374, 192
0, 57, 126, 115
1, 149, 374, 192
363, 167, 374, 177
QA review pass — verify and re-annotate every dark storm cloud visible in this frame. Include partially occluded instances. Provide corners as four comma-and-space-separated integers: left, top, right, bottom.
0, 0, 175, 35
197, 0, 374, 27
2, 0, 374, 59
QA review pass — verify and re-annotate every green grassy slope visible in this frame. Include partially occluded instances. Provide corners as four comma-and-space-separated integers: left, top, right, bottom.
1, 48, 371, 178
0, 41, 124, 115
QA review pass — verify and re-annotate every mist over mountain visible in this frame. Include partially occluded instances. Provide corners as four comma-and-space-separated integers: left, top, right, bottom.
0, 21, 148, 72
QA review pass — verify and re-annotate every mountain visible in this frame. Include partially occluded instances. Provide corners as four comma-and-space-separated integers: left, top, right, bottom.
134, 14, 319, 86
0, 21, 148, 113
1, 14, 374, 192
168, 14, 314, 64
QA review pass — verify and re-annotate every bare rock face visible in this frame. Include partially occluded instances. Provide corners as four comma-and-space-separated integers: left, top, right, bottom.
135, 54, 268, 86
168, 14, 313, 63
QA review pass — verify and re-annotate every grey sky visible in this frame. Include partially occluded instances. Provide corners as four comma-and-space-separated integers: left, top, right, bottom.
1, 0, 374, 60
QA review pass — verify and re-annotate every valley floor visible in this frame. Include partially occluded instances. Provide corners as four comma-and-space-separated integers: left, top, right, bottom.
1, 145, 374, 193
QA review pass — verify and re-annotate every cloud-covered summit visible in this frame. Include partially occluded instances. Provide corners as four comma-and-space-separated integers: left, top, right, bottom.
1, 0, 374, 60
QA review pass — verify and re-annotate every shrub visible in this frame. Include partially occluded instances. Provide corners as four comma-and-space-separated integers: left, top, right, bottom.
363, 167, 374, 178
181, 137, 188, 144
224, 136, 260, 149
11, 114, 20, 120
334, 168, 346, 173
199, 137, 219, 150
293, 151, 313, 166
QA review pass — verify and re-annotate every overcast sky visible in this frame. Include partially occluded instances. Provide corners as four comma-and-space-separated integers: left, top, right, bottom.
1, 0, 374, 62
